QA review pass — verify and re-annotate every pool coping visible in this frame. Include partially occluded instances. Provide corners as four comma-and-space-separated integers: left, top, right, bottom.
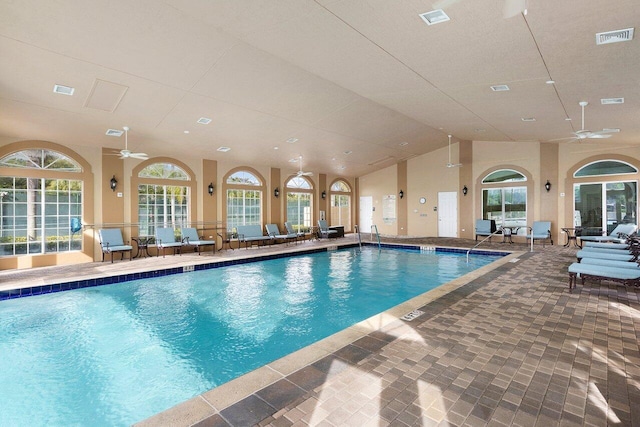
0, 242, 508, 300
133, 244, 523, 426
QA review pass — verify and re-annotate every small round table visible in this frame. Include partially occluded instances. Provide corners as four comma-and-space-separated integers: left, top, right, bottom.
132, 236, 152, 258
561, 227, 582, 248
500, 226, 520, 244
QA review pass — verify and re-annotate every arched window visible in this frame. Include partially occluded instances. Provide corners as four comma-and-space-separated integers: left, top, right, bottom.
572, 160, 637, 235
137, 163, 190, 236
481, 169, 527, 228
286, 176, 313, 233
225, 170, 263, 231
330, 179, 351, 231
0, 149, 83, 256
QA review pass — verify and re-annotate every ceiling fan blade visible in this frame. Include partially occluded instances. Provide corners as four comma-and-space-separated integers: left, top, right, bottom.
586, 133, 612, 139
447, 163, 463, 168
302, 171, 313, 176
129, 153, 149, 160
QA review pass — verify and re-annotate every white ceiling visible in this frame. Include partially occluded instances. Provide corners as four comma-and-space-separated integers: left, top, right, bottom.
0, 0, 638, 177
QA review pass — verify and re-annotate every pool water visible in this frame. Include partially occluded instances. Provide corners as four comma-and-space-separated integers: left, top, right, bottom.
0, 247, 500, 426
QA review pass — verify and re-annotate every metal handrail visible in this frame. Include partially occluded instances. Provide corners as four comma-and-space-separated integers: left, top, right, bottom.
371, 225, 381, 249
466, 229, 503, 262
354, 225, 362, 250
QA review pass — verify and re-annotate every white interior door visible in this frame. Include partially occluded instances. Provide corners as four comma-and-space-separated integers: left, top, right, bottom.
359, 196, 373, 232
438, 192, 458, 237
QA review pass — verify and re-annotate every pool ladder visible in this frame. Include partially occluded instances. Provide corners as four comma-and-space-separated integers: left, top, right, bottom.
371, 225, 381, 249
466, 229, 502, 262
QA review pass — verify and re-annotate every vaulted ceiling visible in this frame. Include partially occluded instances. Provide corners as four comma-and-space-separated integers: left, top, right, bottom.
1, 0, 638, 177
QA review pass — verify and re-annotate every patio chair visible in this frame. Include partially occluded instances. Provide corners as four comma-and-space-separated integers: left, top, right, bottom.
579, 223, 637, 244
525, 221, 553, 247
318, 220, 338, 239
98, 228, 133, 263
475, 219, 496, 241
155, 227, 183, 257
265, 224, 297, 245
181, 227, 215, 255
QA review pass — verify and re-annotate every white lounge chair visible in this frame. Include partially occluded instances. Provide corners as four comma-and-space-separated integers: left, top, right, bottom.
579, 223, 637, 244
181, 227, 215, 255
265, 224, 297, 245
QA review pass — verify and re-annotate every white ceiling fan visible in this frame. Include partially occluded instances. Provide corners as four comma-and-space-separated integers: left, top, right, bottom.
116, 126, 149, 160
554, 101, 614, 143
295, 156, 313, 177
447, 135, 462, 168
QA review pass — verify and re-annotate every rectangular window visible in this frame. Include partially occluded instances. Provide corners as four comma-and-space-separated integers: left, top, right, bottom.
330, 194, 351, 231
286, 192, 312, 232
0, 177, 83, 256
226, 189, 262, 231
574, 181, 637, 236
138, 184, 189, 236
482, 187, 526, 230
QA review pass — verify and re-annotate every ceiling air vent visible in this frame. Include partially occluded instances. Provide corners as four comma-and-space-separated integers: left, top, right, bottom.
419, 9, 450, 25
105, 129, 124, 137
521, 117, 536, 122
217, 147, 231, 152
491, 85, 510, 92
601, 97, 624, 105
602, 128, 620, 133
197, 117, 212, 125
596, 28, 634, 45
53, 84, 75, 96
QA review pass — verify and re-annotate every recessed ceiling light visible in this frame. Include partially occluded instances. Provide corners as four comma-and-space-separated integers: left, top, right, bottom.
601, 97, 624, 104
183, 130, 190, 134
286, 138, 299, 143
521, 117, 536, 122
399, 142, 409, 146
546, 80, 555, 84
343, 150, 353, 155
490, 85, 510, 92
288, 158, 298, 163
596, 28, 634, 45
217, 147, 231, 152
53, 84, 75, 96
418, 9, 450, 25
105, 129, 124, 137
197, 117, 212, 125
565, 118, 572, 121
273, 146, 279, 150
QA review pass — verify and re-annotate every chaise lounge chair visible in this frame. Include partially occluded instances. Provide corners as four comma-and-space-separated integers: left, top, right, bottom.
181, 227, 215, 255
284, 222, 305, 243
155, 227, 183, 257
318, 220, 338, 239
568, 262, 640, 290
265, 224, 297, 245
236, 225, 272, 249
579, 223, 637, 244
98, 229, 133, 263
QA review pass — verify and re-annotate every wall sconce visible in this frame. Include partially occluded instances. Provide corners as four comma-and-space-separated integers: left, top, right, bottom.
321, 190, 327, 199
399, 190, 404, 199
207, 182, 214, 196
545, 180, 551, 192
110, 175, 118, 192
274, 187, 280, 198
462, 185, 468, 196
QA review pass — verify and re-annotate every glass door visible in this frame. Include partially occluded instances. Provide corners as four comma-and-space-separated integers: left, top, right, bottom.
574, 181, 637, 235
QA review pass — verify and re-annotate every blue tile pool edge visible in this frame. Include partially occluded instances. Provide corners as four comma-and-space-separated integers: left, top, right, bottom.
0, 242, 509, 301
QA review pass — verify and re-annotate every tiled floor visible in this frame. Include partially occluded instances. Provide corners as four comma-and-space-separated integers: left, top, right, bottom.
2, 236, 639, 426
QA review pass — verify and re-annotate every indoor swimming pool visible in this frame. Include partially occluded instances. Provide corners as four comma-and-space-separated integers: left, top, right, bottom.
0, 246, 503, 426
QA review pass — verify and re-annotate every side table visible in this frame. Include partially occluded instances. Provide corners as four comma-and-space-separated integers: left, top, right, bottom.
561, 227, 581, 248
